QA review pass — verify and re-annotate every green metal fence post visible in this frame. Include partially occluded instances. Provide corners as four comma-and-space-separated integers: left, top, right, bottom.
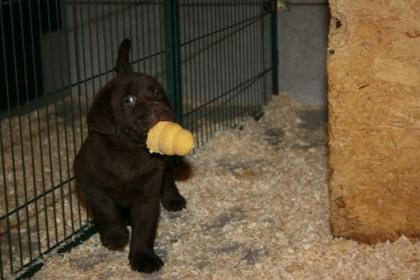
164, 0, 183, 123
270, 0, 279, 95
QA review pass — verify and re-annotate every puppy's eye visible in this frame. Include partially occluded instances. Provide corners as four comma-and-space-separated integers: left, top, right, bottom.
123, 95, 137, 105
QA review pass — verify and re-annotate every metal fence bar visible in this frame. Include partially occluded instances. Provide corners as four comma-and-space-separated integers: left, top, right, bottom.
183, 68, 272, 118
64, 1, 266, 6
251, 3, 258, 115
236, 1, 243, 124
225, 3, 234, 129
1, 0, 15, 270
0, 124, 14, 274
15, 223, 96, 280
220, 4, 228, 130
199, 2, 209, 141
62, 0, 77, 235
0, 178, 74, 221
16, 0, 35, 262
30, 2, 50, 255
270, 0, 279, 95
152, 4, 160, 78
164, 0, 183, 122
50, 0, 68, 243
69, 0, 86, 230
208, 2, 216, 136
5, 0, 25, 269
145, 3, 152, 74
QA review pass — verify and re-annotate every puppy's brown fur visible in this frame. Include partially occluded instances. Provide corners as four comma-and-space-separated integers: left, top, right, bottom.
74, 39, 186, 273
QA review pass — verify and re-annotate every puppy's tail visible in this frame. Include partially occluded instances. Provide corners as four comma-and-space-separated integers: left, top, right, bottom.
116, 38, 132, 74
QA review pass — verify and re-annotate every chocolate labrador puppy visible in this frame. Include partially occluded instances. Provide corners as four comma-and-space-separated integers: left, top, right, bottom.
74, 38, 187, 273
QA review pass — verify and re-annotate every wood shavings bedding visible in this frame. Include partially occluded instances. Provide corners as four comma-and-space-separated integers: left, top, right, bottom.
22, 95, 420, 280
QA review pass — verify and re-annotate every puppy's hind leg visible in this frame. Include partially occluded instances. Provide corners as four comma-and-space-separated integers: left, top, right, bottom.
161, 162, 187, 212
79, 181, 129, 250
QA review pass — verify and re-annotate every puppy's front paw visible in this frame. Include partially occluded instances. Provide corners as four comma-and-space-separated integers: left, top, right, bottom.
162, 194, 186, 212
99, 227, 129, 250
129, 251, 163, 273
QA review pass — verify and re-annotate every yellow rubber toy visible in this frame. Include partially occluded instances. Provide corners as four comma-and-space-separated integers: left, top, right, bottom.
146, 121, 195, 156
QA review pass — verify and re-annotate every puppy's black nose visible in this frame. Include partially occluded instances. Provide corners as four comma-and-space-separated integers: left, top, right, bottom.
153, 108, 174, 122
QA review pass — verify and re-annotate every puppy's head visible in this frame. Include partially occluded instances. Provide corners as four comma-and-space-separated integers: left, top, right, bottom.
87, 72, 175, 143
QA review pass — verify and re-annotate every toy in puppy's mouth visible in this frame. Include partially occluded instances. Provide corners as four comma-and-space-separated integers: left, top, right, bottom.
146, 121, 195, 156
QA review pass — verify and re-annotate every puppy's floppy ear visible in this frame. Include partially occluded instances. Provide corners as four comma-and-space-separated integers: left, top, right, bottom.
116, 38, 132, 74
87, 86, 117, 134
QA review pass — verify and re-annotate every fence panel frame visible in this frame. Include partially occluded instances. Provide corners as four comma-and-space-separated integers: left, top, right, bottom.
0, 1, 277, 278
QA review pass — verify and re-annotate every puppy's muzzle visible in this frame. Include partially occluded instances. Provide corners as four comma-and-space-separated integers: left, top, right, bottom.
148, 102, 175, 127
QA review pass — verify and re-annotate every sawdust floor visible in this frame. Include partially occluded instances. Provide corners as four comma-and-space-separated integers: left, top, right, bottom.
31, 95, 419, 280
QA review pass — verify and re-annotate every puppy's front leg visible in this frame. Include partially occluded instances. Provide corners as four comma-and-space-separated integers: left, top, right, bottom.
129, 195, 163, 273
79, 182, 129, 250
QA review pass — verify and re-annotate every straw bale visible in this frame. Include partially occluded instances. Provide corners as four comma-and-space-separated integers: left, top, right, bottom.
328, 0, 420, 242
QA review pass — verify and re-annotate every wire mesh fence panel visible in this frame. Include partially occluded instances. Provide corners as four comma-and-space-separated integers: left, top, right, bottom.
0, 0, 276, 278
179, 0, 274, 146
0, 1, 166, 278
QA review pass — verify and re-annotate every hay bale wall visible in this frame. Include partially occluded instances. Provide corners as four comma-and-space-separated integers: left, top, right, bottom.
328, 0, 420, 243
